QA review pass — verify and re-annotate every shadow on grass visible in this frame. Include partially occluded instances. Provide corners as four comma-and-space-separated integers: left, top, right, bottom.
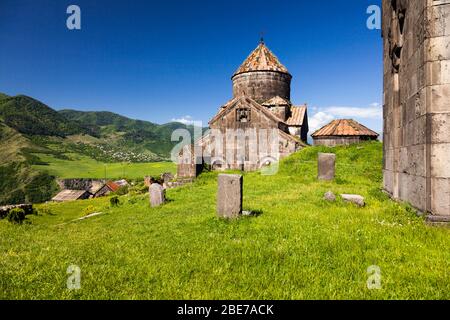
242, 209, 263, 217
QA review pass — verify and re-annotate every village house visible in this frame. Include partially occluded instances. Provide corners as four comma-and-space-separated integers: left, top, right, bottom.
91, 181, 120, 198
52, 179, 123, 202
311, 119, 379, 147
52, 190, 90, 202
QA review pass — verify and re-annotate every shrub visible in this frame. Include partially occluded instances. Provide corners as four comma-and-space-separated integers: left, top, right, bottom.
115, 186, 129, 196
110, 196, 120, 207
37, 206, 53, 216
82, 205, 97, 216
127, 197, 137, 205
7, 208, 26, 224
24, 172, 58, 204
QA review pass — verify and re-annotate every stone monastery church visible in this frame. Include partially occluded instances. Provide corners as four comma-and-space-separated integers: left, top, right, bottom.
197, 40, 309, 172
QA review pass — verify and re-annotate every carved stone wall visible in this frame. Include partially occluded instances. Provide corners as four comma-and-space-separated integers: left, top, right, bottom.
382, 0, 450, 216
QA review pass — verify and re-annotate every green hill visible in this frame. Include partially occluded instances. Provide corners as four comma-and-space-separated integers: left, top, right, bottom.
0, 95, 95, 137
0, 92, 198, 205
1, 142, 449, 299
59, 109, 199, 156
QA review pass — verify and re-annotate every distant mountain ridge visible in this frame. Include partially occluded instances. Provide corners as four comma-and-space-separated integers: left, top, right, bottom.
0, 95, 97, 137
0, 93, 199, 158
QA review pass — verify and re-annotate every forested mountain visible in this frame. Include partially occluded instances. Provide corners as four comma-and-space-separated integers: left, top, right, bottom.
0, 92, 202, 205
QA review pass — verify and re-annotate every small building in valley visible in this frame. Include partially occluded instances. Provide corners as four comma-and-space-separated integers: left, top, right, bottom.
114, 179, 129, 187
52, 190, 90, 202
91, 181, 120, 198
311, 119, 379, 147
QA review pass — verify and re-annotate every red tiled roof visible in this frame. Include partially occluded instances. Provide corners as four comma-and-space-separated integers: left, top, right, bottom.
311, 119, 379, 137
106, 181, 120, 192
233, 42, 290, 77
286, 106, 307, 126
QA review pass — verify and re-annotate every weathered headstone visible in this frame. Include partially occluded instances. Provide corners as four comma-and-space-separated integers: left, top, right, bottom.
161, 172, 174, 183
341, 194, 365, 207
217, 174, 242, 219
149, 183, 165, 207
324, 191, 336, 202
318, 153, 336, 181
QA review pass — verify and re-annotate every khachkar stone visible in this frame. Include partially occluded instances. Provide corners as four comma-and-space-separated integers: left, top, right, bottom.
217, 174, 243, 219
149, 183, 165, 207
318, 153, 336, 181
382, 0, 450, 218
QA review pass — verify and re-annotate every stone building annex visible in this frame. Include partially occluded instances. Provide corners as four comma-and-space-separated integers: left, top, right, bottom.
196, 40, 309, 172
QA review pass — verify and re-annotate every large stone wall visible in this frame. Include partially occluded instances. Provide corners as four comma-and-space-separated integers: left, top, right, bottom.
232, 71, 291, 104
382, 0, 450, 217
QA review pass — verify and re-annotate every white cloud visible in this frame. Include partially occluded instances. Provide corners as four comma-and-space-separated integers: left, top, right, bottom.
308, 103, 382, 135
171, 115, 195, 125
323, 104, 382, 119
309, 111, 335, 133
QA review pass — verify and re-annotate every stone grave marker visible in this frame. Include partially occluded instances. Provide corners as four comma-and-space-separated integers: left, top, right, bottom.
318, 153, 336, 181
149, 183, 165, 207
217, 174, 243, 219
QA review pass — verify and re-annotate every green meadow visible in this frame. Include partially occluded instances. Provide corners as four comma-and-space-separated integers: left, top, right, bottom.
1, 142, 449, 299
32, 153, 175, 179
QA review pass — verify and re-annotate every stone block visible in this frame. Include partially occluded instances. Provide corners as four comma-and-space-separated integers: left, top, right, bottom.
398, 145, 427, 176
426, 84, 450, 112
383, 169, 394, 194
431, 177, 450, 216
341, 194, 365, 207
217, 174, 242, 218
324, 191, 336, 202
431, 143, 450, 178
149, 183, 165, 207
398, 172, 427, 211
404, 115, 427, 146
425, 36, 450, 62
318, 153, 336, 181
429, 113, 450, 143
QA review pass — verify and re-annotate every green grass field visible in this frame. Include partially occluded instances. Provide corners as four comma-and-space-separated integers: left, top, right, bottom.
32, 153, 175, 179
1, 142, 449, 299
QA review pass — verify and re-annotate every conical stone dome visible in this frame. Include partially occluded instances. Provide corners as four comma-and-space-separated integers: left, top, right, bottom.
232, 41, 292, 104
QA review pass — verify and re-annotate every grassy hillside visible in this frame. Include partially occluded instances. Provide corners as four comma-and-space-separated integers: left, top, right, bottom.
0, 95, 95, 137
0, 93, 195, 204
1, 142, 449, 300
59, 109, 201, 157
0, 121, 58, 205
33, 153, 175, 179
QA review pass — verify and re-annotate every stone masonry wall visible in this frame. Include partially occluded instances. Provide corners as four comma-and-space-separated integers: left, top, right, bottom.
382, 0, 450, 216
313, 136, 375, 147
232, 71, 291, 104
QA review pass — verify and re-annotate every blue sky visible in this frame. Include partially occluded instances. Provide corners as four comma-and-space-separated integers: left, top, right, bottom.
0, 0, 383, 134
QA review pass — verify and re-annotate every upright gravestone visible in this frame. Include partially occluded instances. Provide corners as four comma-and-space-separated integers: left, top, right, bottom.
318, 153, 336, 181
149, 183, 165, 207
161, 172, 174, 183
217, 174, 243, 219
